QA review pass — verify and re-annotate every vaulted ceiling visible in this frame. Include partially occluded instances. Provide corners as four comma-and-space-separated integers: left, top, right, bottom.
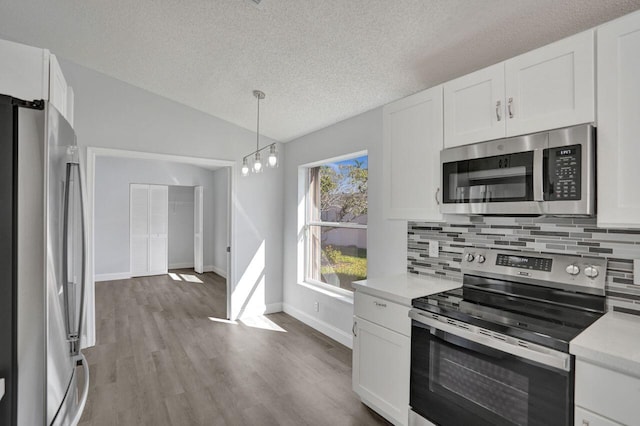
1, 0, 639, 142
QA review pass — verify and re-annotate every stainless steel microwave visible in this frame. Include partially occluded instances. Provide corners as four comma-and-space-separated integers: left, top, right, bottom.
440, 124, 595, 216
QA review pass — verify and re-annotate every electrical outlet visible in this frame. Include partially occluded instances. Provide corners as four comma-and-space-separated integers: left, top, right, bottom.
314, 301, 319, 312
634, 260, 640, 285
429, 240, 439, 258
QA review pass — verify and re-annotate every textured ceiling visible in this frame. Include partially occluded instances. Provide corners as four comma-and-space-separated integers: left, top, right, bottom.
1, 0, 640, 142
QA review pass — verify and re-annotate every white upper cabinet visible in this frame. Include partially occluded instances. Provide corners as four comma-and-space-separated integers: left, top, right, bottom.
596, 11, 640, 228
0, 38, 49, 103
505, 30, 595, 137
444, 63, 505, 147
444, 30, 595, 148
383, 85, 443, 221
49, 54, 68, 119
0, 38, 74, 127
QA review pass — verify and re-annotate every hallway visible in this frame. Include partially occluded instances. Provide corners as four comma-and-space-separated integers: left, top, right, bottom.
78, 271, 387, 425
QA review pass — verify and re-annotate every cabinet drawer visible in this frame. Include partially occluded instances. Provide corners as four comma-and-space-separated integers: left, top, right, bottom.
574, 406, 620, 426
355, 292, 410, 336
575, 359, 640, 426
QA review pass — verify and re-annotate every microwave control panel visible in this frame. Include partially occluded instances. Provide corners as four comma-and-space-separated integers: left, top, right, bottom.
545, 144, 581, 201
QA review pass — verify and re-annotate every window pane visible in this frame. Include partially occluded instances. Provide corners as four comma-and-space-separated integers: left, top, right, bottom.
308, 225, 367, 291
315, 156, 368, 224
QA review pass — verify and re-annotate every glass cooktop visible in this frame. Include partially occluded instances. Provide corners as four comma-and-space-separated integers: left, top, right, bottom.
412, 275, 606, 352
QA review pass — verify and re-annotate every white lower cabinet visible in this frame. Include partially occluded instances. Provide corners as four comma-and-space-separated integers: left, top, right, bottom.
353, 292, 410, 426
574, 359, 640, 426
575, 406, 619, 426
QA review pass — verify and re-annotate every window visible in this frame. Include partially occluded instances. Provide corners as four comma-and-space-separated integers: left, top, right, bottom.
303, 153, 368, 293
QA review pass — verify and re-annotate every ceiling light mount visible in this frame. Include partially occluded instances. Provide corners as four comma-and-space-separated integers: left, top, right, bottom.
241, 90, 277, 176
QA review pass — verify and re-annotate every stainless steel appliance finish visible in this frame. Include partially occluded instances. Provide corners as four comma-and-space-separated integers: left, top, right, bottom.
461, 247, 607, 296
409, 247, 606, 426
0, 95, 89, 425
440, 124, 595, 215
409, 309, 571, 371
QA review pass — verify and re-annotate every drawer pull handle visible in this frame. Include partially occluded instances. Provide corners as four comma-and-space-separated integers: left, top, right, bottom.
374, 301, 387, 308
582, 421, 589, 426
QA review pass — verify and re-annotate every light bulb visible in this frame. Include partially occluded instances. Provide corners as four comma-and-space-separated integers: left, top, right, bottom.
253, 152, 262, 173
241, 158, 249, 176
268, 145, 278, 167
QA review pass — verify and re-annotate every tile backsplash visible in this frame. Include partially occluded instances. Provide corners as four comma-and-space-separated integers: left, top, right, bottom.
407, 216, 640, 315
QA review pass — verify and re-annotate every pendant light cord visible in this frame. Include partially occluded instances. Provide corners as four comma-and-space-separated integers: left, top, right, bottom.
256, 94, 260, 152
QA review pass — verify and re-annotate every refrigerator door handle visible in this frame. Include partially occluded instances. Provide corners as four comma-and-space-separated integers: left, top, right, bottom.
62, 162, 86, 355
69, 353, 90, 426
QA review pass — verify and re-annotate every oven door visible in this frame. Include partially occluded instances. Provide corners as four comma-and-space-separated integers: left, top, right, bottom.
409, 311, 573, 426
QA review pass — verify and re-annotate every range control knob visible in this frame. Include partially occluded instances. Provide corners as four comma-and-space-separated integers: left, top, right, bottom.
565, 264, 580, 275
476, 255, 486, 264
584, 266, 599, 278
465, 253, 475, 262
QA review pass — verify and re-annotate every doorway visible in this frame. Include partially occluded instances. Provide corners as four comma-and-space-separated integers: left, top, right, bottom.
85, 148, 234, 348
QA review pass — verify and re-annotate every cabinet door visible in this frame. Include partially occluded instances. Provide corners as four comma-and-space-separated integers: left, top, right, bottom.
383, 85, 443, 221
505, 30, 595, 137
0, 38, 49, 102
574, 406, 620, 426
49, 54, 68, 119
596, 11, 640, 228
444, 63, 505, 147
353, 316, 410, 426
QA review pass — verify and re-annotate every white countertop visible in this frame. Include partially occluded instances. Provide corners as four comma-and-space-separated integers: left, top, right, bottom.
570, 311, 640, 377
352, 273, 461, 306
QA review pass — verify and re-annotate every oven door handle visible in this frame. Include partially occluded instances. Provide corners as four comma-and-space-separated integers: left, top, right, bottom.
409, 309, 571, 372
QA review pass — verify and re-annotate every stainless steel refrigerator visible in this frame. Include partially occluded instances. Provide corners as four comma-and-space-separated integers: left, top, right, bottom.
0, 94, 89, 425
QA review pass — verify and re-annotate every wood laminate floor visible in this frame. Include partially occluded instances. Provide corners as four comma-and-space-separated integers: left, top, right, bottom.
78, 269, 389, 426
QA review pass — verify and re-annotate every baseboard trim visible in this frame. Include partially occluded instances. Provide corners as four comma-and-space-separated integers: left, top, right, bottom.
236, 302, 283, 319
169, 262, 194, 269
283, 303, 353, 349
265, 302, 283, 314
94, 272, 132, 282
205, 265, 227, 278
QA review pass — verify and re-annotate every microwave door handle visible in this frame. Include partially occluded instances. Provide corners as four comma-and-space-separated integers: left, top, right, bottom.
533, 149, 544, 202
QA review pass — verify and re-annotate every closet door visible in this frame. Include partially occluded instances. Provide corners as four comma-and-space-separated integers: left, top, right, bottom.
148, 185, 168, 275
194, 186, 204, 274
130, 184, 168, 276
130, 184, 149, 276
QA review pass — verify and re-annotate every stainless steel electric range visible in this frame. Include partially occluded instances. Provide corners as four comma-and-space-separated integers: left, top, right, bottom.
408, 248, 607, 426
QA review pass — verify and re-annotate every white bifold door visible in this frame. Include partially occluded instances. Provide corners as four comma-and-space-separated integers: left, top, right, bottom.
130, 184, 168, 277
194, 186, 204, 274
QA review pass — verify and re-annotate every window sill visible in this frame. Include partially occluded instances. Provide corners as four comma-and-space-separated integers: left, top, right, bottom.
298, 281, 354, 305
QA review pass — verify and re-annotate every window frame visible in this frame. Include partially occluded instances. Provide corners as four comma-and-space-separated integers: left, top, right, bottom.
299, 150, 368, 297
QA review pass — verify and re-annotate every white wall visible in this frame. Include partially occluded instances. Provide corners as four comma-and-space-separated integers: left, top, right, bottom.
94, 157, 218, 278
168, 186, 195, 269
211, 168, 229, 277
60, 58, 284, 324
282, 107, 407, 348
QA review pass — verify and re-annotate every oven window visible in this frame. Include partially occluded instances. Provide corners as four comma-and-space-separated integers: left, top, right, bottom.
430, 340, 529, 425
443, 151, 534, 203
410, 323, 572, 426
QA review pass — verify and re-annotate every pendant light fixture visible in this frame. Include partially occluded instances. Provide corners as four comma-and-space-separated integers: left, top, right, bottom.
241, 90, 277, 177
